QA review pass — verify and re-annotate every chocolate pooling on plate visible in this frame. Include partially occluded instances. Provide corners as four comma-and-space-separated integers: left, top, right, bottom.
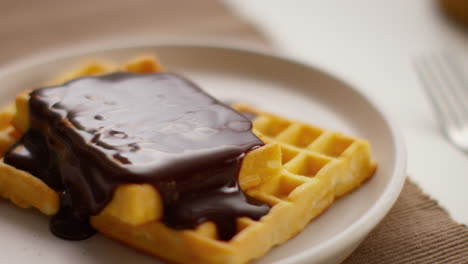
4, 72, 269, 241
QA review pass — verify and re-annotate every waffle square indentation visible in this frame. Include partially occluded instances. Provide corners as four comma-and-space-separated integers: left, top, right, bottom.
284, 153, 331, 177
321, 134, 354, 157
254, 116, 291, 137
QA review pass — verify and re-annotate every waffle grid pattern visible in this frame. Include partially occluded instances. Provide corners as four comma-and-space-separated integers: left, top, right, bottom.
236, 106, 373, 203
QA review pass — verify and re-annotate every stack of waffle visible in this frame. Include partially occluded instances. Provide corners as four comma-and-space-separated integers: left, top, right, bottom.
0, 57, 376, 264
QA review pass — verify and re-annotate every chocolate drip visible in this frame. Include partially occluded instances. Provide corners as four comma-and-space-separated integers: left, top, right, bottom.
4, 72, 269, 241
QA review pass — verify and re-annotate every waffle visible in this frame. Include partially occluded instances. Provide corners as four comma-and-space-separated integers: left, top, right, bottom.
0, 57, 376, 264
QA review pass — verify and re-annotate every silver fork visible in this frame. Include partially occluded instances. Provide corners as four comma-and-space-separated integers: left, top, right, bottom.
414, 53, 468, 153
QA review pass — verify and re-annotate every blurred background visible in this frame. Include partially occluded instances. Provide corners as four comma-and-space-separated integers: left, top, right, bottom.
1, 0, 468, 224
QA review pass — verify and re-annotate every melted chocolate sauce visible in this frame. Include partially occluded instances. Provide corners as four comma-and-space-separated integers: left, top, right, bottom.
4, 72, 269, 241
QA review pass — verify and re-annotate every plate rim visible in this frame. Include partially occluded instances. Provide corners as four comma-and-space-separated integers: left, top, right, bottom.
0, 40, 407, 263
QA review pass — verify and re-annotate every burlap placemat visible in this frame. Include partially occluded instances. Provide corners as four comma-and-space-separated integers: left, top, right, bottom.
344, 182, 467, 264
0, 0, 269, 65
1, 0, 467, 263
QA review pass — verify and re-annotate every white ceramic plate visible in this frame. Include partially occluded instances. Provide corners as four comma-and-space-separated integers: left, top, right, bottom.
0, 44, 406, 264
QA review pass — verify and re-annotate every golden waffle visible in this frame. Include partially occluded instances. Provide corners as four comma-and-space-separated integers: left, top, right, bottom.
0, 57, 376, 264
0, 104, 20, 156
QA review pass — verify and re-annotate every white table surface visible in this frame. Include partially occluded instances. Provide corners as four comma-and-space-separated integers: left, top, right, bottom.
225, 0, 468, 224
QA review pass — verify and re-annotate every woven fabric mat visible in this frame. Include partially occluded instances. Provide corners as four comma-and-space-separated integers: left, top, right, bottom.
1, 0, 467, 263
344, 181, 468, 264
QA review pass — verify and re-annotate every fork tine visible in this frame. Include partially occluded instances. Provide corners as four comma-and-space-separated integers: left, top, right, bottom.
439, 53, 468, 117
431, 54, 468, 126
413, 57, 460, 131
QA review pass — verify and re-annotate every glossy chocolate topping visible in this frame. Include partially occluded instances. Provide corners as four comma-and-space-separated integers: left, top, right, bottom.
4, 72, 269, 241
